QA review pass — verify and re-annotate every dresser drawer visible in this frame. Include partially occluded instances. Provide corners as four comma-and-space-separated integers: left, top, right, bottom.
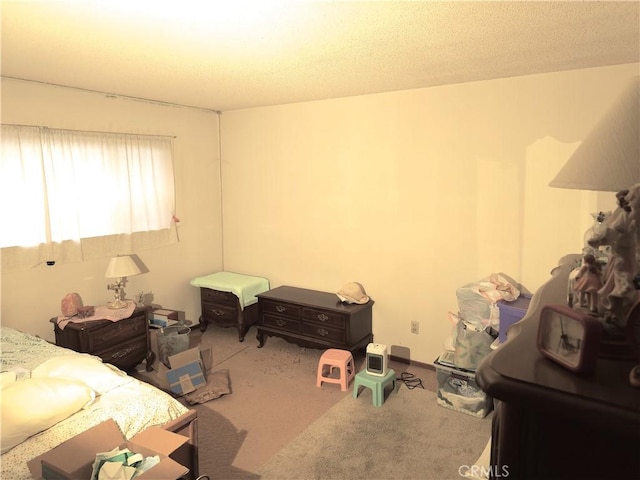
95, 337, 148, 370
85, 315, 147, 352
302, 308, 346, 329
300, 322, 345, 343
263, 313, 300, 333
261, 300, 301, 319
201, 288, 237, 305
202, 302, 237, 323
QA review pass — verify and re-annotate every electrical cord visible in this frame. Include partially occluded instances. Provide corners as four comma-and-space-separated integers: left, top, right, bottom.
398, 371, 424, 390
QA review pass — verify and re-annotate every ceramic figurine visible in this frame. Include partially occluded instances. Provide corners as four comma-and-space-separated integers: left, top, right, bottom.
587, 184, 640, 328
573, 253, 603, 313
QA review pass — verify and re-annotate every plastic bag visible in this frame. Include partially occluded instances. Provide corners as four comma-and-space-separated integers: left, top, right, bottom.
452, 314, 495, 370
456, 273, 521, 330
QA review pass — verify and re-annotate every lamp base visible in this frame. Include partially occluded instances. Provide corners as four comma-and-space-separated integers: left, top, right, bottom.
108, 299, 130, 309
107, 279, 129, 309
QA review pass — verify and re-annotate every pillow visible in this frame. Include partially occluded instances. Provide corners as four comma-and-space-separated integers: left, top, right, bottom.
1, 377, 95, 453
183, 369, 231, 405
32, 354, 132, 395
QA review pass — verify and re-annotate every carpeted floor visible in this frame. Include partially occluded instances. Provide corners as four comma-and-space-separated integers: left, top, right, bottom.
135, 324, 490, 479
185, 326, 356, 477
257, 384, 492, 480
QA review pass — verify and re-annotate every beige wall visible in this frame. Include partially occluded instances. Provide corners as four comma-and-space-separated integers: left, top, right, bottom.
1, 64, 636, 364
0, 78, 223, 340
220, 64, 638, 364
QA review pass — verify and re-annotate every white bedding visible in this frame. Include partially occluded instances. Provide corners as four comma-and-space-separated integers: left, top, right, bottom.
0, 326, 189, 480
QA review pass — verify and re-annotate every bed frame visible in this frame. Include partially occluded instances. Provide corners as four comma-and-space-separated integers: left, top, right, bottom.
163, 408, 199, 480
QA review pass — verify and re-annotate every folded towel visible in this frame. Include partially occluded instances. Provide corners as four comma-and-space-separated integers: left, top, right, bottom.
190, 272, 270, 310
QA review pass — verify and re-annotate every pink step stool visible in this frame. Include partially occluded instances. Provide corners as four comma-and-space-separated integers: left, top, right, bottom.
316, 348, 355, 391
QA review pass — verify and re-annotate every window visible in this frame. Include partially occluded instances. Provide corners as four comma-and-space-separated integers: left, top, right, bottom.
0, 125, 176, 249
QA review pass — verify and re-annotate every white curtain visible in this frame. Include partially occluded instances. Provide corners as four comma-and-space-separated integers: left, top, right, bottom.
1, 125, 175, 249
1, 126, 49, 247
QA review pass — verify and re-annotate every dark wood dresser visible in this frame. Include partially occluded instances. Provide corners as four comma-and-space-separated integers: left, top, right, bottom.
476, 257, 640, 479
198, 287, 258, 342
256, 285, 374, 353
50, 306, 154, 372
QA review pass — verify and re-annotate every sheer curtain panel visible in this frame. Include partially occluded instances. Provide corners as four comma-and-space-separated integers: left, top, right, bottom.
0, 126, 49, 248
1, 125, 175, 249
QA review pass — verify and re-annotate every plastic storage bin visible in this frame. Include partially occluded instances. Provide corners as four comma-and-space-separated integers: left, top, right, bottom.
497, 293, 532, 343
435, 357, 493, 418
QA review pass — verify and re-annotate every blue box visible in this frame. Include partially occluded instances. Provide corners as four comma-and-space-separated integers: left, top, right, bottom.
165, 347, 207, 395
151, 317, 176, 328
151, 308, 181, 328
497, 294, 532, 343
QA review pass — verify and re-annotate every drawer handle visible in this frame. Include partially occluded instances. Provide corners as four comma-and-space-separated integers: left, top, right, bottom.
112, 347, 134, 359
276, 305, 286, 313
276, 319, 286, 327
212, 309, 225, 316
316, 313, 329, 322
317, 328, 329, 337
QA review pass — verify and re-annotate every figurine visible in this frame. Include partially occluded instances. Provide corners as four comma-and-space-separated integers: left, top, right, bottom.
587, 184, 640, 328
573, 253, 603, 313
135, 291, 145, 307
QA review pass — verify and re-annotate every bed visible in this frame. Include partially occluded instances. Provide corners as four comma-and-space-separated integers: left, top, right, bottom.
0, 326, 199, 480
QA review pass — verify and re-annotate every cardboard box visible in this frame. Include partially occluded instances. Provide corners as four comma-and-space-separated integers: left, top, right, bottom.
151, 308, 183, 328
136, 346, 212, 395
164, 347, 210, 395
151, 317, 178, 328
27, 419, 188, 480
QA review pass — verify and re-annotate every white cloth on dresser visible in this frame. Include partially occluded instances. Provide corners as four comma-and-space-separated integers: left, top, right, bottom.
190, 271, 270, 309
55, 301, 136, 329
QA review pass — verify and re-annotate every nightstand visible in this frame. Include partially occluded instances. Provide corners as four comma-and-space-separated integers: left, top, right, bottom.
50, 306, 155, 372
191, 271, 270, 342
198, 287, 259, 341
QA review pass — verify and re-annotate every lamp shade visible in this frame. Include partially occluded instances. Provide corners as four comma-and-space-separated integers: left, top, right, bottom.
549, 76, 640, 192
105, 255, 141, 278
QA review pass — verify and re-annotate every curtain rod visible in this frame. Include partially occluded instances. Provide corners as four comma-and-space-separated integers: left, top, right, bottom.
1, 75, 222, 114
2, 123, 177, 139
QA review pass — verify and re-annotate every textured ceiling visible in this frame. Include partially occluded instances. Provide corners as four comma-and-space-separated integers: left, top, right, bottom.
1, 1, 639, 112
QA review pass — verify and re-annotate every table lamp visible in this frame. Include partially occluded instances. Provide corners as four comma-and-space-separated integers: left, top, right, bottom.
549, 75, 639, 264
550, 76, 639, 258
549, 76, 639, 193
549, 76, 640, 363
105, 255, 143, 309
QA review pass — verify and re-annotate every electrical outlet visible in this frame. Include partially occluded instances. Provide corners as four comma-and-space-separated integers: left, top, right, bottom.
411, 320, 419, 334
